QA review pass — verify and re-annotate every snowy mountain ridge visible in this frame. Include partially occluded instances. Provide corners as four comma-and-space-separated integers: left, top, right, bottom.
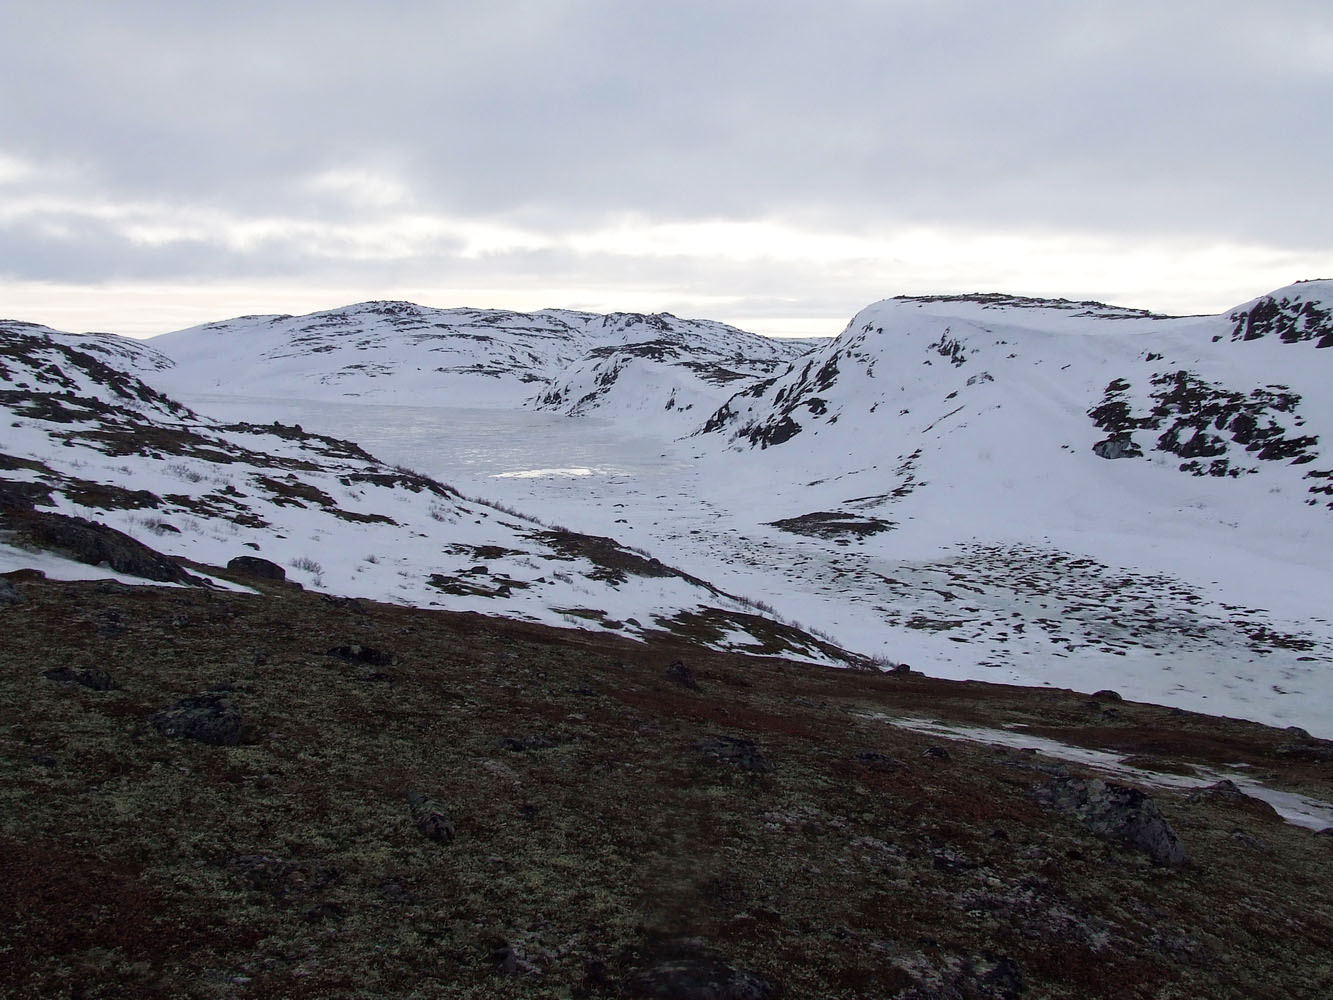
0, 318, 853, 664
4, 280, 1333, 732
149, 301, 817, 433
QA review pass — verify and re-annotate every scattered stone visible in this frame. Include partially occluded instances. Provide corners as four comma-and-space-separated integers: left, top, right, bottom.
499, 734, 558, 752
491, 943, 519, 977
377, 879, 419, 905
228, 854, 341, 900
0, 579, 21, 607
226, 555, 285, 581
302, 901, 345, 923
1187, 779, 1281, 819
1274, 742, 1333, 763
326, 643, 394, 667
42, 666, 118, 691
666, 659, 699, 690
694, 735, 773, 773
1229, 828, 1273, 853
150, 692, 248, 746
405, 789, 454, 842
1036, 776, 1187, 866
855, 750, 906, 771
626, 956, 777, 1000
922, 745, 950, 760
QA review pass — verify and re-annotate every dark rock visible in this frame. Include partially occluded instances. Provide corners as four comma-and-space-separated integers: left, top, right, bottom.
150, 692, 248, 746
500, 734, 559, 752
1093, 436, 1142, 460
11, 511, 196, 584
302, 901, 345, 923
627, 957, 777, 999
42, 666, 118, 691
405, 789, 454, 842
1091, 689, 1123, 702
326, 643, 394, 667
1229, 828, 1273, 853
1274, 742, 1333, 763
890, 662, 912, 674
922, 745, 951, 760
1036, 776, 1187, 866
492, 943, 519, 977
377, 879, 419, 905
694, 735, 773, 773
226, 555, 286, 581
666, 659, 699, 690
1285, 726, 1313, 740
228, 854, 341, 901
1187, 779, 1281, 819
855, 750, 906, 772
0, 579, 21, 607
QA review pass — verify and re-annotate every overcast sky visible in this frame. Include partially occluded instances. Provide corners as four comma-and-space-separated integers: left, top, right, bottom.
2, 1, 1331, 338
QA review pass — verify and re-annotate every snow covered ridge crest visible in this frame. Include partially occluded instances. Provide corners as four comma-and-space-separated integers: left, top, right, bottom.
0, 320, 856, 665
147, 301, 822, 434
695, 280, 1332, 510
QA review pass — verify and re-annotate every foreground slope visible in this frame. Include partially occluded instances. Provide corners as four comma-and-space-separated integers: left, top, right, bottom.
2, 573, 1331, 997
0, 320, 849, 662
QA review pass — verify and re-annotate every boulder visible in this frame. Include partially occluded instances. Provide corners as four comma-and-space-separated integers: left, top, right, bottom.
1037, 776, 1187, 866
226, 555, 286, 581
150, 692, 248, 746
405, 789, 455, 842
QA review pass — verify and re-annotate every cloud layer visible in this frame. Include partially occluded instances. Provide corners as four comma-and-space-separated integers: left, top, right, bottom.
2, 1, 1331, 335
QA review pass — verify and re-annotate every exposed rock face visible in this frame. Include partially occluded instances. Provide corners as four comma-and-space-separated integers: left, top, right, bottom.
6, 510, 196, 585
227, 555, 286, 580
1036, 776, 1187, 866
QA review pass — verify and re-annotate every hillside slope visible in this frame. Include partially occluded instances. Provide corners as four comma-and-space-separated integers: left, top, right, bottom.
149, 302, 818, 427
0, 320, 850, 664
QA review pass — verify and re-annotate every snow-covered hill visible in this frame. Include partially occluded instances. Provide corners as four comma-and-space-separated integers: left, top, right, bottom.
697, 281, 1332, 531
149, 302, 818, 428
0, 319, 853, 664
6, 281, 1332, 732
529, 312, 816, 434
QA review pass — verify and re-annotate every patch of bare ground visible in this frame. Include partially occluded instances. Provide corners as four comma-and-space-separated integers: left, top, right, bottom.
1, 572, 1330, 998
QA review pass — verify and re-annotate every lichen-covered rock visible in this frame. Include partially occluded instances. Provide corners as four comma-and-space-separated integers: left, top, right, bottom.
405, 789, 454, 842
43, 666, 118, 691
150, 692, 247, 746
1037, 776, 1187, 866
694, 735, 772, 773
0, 579, 21, 607
627, 956, 777, 1000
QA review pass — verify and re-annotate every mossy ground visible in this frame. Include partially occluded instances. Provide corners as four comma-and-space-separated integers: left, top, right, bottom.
2, 571, 1331, 998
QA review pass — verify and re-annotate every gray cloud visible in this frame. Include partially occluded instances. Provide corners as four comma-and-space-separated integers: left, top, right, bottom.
2, 0, 1331, 331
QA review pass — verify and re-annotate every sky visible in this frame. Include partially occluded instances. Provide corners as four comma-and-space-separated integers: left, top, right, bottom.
2, 0, 1331, 339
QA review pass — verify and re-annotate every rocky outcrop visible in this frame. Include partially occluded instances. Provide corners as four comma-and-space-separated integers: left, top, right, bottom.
1036, 776, 1187, 866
